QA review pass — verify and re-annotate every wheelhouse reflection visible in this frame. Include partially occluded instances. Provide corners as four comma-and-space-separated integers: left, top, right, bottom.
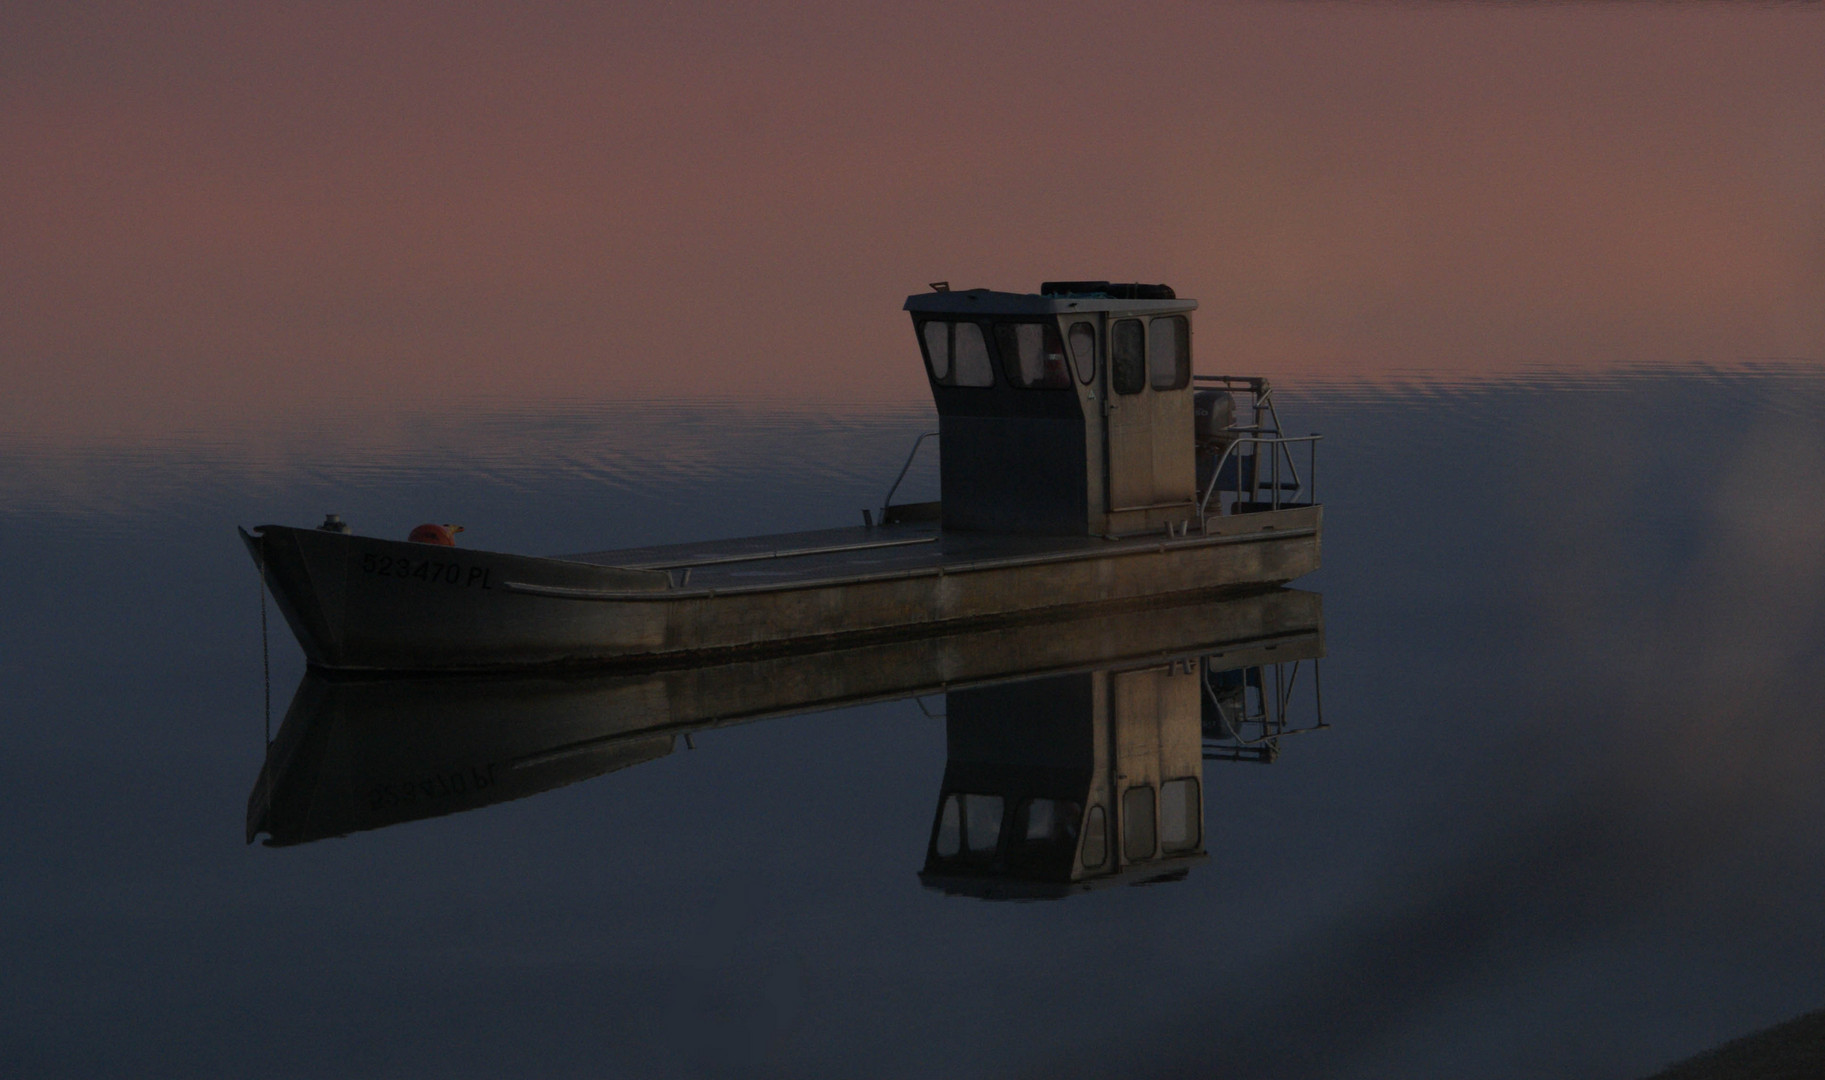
919, 641, 1322, 900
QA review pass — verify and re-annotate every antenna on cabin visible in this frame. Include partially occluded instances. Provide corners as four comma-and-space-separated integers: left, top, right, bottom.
929, 281, 950, 292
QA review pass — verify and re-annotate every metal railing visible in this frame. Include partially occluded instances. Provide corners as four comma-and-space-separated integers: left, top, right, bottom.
1192, 374, 1320, 525
1195, 374, 1283, 436
875, 430, 939, 526
1196, 433, 1322, 522
1201, 657, 1326, 764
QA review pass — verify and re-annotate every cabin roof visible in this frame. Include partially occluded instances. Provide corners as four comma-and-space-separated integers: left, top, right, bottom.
904, 287, 1197, 317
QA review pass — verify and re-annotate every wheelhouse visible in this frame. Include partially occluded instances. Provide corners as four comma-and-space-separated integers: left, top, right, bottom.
905, 282, 1199, 537
917, 644, 1327, 900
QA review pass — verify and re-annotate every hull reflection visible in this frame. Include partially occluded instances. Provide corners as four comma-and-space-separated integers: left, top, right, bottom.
249, 589, 1325, 859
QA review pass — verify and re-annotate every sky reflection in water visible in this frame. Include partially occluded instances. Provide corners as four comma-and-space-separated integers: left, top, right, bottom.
2, 369, 1823, 1078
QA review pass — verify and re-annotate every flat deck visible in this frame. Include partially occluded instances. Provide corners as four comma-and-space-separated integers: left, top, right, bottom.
558, 520, 1277, 592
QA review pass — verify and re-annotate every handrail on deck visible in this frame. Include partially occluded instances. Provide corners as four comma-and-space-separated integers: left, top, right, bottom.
1195, 373, 1280, 431
878, 430, 939, 524
1194, 373, 1272, 393
1191, 374, 1319, 525
1196, 433, 1322, 523
1201, 656, 1327, 764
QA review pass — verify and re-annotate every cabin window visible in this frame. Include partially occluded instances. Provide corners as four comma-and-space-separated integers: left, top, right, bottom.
1081, 805, 1108, 869
935, 792, 1004, 858
922, 321, 950, 381
1160, 778, 1201, 852
918, 320, 996, 388
1148, 315, 1190, 390
965, 793, 1004, 852
1121, 785, 1156, 860
936, 794, 960, 855
1067, 322, 1096, 384
1014, 798, 1081, 851
954, 323, 994, 386
994, 322, 1072, 389
1111, 319, 1145, 395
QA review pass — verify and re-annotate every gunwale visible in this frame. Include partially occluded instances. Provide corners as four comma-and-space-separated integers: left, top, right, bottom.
244, 504, 1322, 673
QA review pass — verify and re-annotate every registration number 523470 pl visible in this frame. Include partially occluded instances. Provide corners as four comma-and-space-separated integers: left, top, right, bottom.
360, 552, 493, 589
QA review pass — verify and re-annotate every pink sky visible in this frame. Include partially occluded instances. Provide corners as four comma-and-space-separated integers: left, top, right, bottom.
3, 1, 1821, 440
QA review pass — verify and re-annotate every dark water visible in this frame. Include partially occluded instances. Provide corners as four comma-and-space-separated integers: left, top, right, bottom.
4, 370, 1823, 1079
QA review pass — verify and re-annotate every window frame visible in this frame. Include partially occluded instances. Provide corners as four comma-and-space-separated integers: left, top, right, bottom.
1110, 319, 1146, 396
916, 318, 998, 389
1121, 784, 1157, 861
1159, 777, 1202, 853
1081, 804, 1108, 869
933, 791, 1006, 860
1147, 315, 1191, 391
921, 320, 951, 383
992, 320, 1074, 390
963, 792, 1004, 854
1066, 321, 1097, 385
1013, 797, 1082, 847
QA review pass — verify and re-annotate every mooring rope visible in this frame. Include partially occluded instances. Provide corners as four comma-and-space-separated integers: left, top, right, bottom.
256, 535, 271, 748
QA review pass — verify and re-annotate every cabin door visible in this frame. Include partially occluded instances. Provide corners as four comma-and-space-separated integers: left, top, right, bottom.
1103, 317, 1155, 520
1108, 664, 1204, 868
1109, 666, 1165, 867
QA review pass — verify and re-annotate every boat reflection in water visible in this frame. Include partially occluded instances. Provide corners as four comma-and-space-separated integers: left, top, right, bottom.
922, 605, 1323, 900
249, 589, 1325, 898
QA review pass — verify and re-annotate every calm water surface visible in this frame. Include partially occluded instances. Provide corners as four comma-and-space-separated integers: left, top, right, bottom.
4, 371, 1823, 1078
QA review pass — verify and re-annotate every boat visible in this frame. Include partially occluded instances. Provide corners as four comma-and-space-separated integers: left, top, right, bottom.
243, 281, 1323, 672
248, 587, 1327, 902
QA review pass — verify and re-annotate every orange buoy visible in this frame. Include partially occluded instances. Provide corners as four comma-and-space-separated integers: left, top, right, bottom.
408, 523, 464, 546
